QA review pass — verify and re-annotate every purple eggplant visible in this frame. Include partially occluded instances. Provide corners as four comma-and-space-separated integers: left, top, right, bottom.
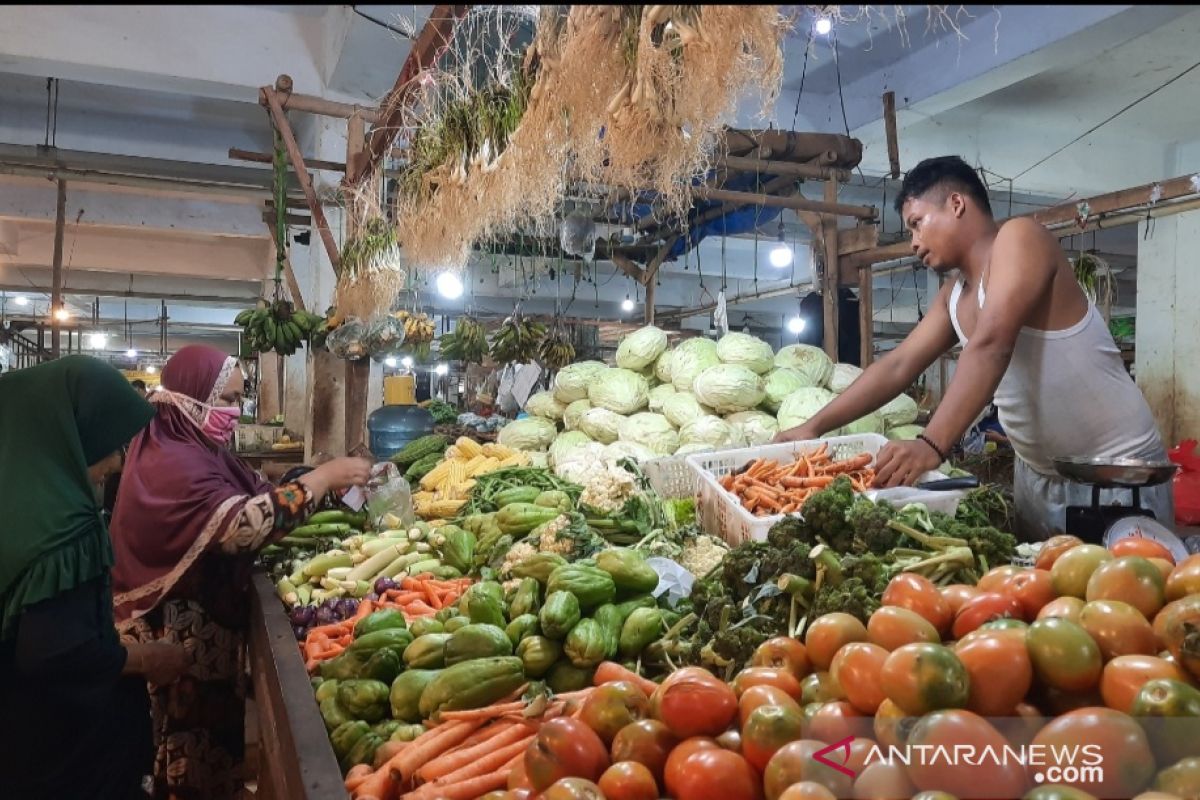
293, 625, 308, 641
336, 598, 360, 618
289, 606, 316, 627
374, 577, 398, 595
314, 605, 337, 626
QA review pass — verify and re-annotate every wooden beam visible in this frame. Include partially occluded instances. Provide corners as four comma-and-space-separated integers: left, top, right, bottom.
50, 179, 66, 358
642, 236, 679, 286
264, 196, 312, 210
644, 278, 656, 325
231, 147, 346, 174
883, 91, 900, 179
691, 185, 877, 219
353, 5, 469, 185
262, 86, 341, 272
718, 154, 850, 181
610, 253, 645, 283
637, 173, 796, 235
837, 225, 879, 257
261, 210, 312, 227
263, 77, 382, 124
859, 265, 874, 367
266, 230, 307, 314
821, 180, 840, 361
344, 114, 372, 457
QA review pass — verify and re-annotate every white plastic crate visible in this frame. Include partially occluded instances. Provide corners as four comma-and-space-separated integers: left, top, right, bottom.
641, 455, 699, 500
684, 433, 967, 546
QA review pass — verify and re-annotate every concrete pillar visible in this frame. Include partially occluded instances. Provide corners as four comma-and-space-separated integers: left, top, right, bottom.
1136, 208, 1200, 445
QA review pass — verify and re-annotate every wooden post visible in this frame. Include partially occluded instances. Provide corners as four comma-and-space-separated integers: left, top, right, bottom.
50, 179, 67, 358
343, 114, 372, 457
859, 265, 873, 367
883, 91, 900, 180
644, 278, 656, 325
821, 180, 840, 361
262, 86, 341, 273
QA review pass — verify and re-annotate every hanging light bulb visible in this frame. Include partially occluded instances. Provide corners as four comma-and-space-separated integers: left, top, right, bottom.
436, 271, 464, 299
787, 316, 806, 334
621, 295, 634, 312
384, 356, 398, 368
145, 365, 157, 374
88, 332, 108, 350
770, 220, 793, 268
53, 306, 71, 321
435, 363, 449, 376
815, 16, 833, 35
125, 348, 138, 359
401, 356, 414, 369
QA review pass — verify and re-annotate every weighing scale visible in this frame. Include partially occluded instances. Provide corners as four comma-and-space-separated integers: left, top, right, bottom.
1053, 456, 1179, 546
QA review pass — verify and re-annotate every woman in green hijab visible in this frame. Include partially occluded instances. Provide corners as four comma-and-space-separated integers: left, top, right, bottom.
0, 356, 191, 799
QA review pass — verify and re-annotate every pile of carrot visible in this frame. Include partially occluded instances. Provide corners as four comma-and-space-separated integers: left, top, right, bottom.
301, 574, 473, 673
344, 662, 659, 800
717, 445, 876, 517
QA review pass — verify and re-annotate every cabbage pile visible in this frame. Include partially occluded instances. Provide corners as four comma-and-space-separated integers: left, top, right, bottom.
494, 324, 922, 473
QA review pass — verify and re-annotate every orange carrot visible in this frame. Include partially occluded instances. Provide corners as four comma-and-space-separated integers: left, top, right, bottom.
417, 723, 530, 782
345, 763, 374, 792
390, 720, 483, 784
352, 764, 396, 800
594, 661, 659, 696
436, 701, 528, 721
428, 734, 535, 786
407, 762, 517, 800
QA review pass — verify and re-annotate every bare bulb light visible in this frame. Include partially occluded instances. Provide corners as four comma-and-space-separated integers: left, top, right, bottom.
13, 295, 29, 307
787, 316, 806, 334
401, 356, 414, 369
146, 365, 157, 374
384, 357, 398, 368
54, 307, 71, 321
770, 242, 794, 268
88, 332, 108, 349
436, 271, 464, 299
126, 348, 138, 359
435, 363, 449, 376
621, 296, 635, 312
815, 16, 832, 35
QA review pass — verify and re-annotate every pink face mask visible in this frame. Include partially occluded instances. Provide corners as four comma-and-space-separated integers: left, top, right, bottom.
201, 406, 241, 445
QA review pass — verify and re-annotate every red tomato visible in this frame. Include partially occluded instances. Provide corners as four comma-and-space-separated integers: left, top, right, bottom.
525, 717, 611, 791
1077, 599, 1158, 660
853, 760, 916, 800
954, 629, 1032, 716
578, 681, 649, 745
1031, 707, 1155, 798
807, 700, 870, 744
1111, 537, 1175, 563
1026, 618, 1103, 693
1002, 569, 1056, 622
1157, 595, 1200, 680
1149, 557, 1176, 582
664, 746, 762, 800
741, 703, 806, 772
1166, 557, 1200, 601
651, 667, 738, 739
882, 574, 952, 635
752, 637, 812, 679
1051, 545, 1113, 598
610, 720, 678, 786
867, 606, 940, 651
716, 729, 742, 753
805, 613, 868, 671
1036, 534, 1086, 571
776, 783, 836, 800
597, 761, 658, 800
732, 667, 804, 702
541, 778, 605, 800
508, 758, 534, 791
905, 710, 1028, 799
1037, 596, 1086, 624
872, 698, 916, 749
739, 684, 802, 727
952, 592, 1024, 640
829, 642, 889, 714
762, 740, 854, 800
800, 671, 845, 705
880, 643, 970, 715
1086, 556, 1166, 619
1099, 655, 1184, 713
977, 565, 1024, 592
940, 583, 982, 615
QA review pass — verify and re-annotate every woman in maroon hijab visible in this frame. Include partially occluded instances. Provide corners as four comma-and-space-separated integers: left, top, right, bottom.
110, 345, 370, 799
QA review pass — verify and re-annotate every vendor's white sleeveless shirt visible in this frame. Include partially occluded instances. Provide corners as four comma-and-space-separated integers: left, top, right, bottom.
947, 276, 1162, 475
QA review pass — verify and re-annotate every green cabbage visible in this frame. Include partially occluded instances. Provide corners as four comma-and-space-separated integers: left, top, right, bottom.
603, 441, 657, 463
679, 415, 742, 449
588, 368, 650, 414
549, 431, 594, 467
776, 387, 836, 431
525, 390, 566, 420
775, 344, 834, 387
654, 349, 675, 384
725, 410, 779, 446
577, 407, 624, 444
828, 363, 863, 394
497, 416, 558, 451
887, 424, 925, 441
840, 411, 885, 436
674, 442, 716, 456
563, 399, 592, 431
616, 325, 669, 371
716, 332, 774, 375
879, 393, 919, 427
670, 337, 720, 391
761, 367, 811, 412
692, 364, 765, 413
662, 392, 710, 428
553, 361, 609, 404
617, 412, 679, 456
647, 383, 677, 412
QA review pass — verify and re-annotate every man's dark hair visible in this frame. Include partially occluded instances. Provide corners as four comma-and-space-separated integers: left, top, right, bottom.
131, 379, 147, 392
894, 155, 993, 216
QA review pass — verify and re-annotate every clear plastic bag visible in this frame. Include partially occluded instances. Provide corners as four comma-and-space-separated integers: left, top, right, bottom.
364, 462, 416, 530
326, 318, 369, 361
365, 314, 407, 361
559, 212, 596, 260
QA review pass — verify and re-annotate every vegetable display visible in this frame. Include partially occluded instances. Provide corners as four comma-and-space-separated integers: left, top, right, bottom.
716, 448, 877, 516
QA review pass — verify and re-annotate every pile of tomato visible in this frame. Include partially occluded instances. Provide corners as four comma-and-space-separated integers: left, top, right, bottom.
482, 535, 1200, 800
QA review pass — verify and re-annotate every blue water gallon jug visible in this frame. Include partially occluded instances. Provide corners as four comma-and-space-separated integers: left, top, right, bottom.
367, 404, 436, 460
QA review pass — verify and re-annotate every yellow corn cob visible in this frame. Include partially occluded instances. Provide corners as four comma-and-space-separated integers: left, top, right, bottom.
461, 454, 487, 475
446, 461, 466, 486
443, 445, 461, 460
456, 437, 483, 458
420, 460, 453, 491
497, 454, 525, 468
426, 498, 466, 517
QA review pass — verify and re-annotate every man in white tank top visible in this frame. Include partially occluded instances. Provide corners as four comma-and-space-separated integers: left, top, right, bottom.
776, 156, 1171, 541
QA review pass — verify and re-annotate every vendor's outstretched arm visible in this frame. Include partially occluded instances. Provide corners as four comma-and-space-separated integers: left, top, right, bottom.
775, 283, 959, 442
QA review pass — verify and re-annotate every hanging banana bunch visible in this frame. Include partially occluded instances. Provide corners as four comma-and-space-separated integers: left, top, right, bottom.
235, 300, 326, 356
490, 310, 546, 365
439, 315, 488, 364
393, 309, 436, 344
537, 318, 574, 370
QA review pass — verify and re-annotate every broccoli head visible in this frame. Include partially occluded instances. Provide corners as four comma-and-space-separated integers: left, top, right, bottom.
964, 525, 1018, 572
839, 552, 896, 596
800, 477, 857, 553
721, 541, 776, 598
766, 516, 816, 549
847, 497, 899, 554
810, 577, 881, 624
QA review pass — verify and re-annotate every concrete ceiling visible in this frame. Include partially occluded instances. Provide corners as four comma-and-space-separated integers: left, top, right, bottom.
0, 4, 1189, 358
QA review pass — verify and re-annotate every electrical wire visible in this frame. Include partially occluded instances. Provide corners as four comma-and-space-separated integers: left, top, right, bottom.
789, 28, 813, 131
352, 6, 417, 40
831, 33, 888, 190
1013, 57, 1200, 181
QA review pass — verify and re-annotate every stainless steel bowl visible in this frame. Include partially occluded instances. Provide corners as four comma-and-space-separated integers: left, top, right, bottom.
1053, 456, 1178, 488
